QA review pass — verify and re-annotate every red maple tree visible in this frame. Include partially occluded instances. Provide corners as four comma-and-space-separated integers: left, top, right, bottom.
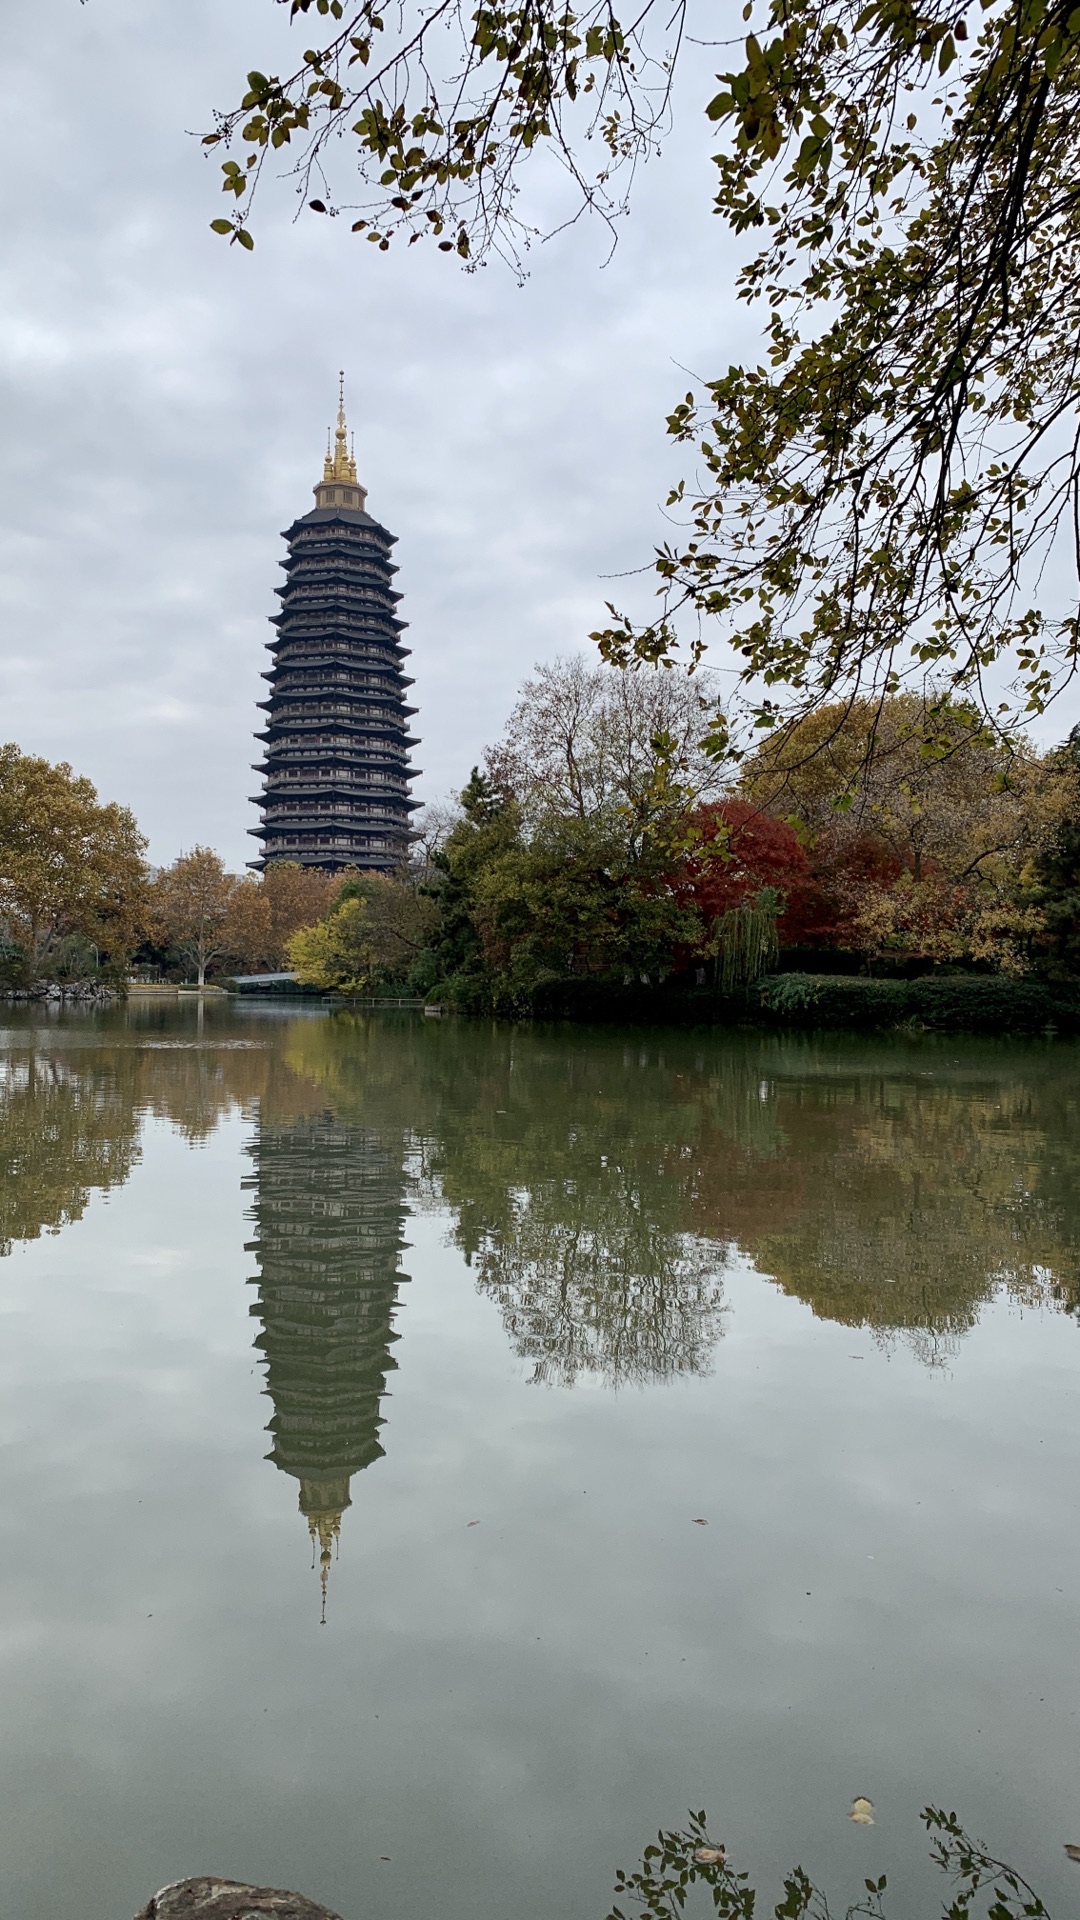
669, 801, 904, 953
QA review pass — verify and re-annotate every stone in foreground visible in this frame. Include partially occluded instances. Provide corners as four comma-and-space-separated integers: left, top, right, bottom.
134, 1876, 344, 1920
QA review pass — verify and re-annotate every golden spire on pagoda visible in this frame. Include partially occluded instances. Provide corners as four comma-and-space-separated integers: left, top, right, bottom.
323, 370, 358, 483
314, 371, 367, 509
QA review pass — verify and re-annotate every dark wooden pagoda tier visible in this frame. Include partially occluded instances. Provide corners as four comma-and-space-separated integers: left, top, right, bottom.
249, 385, 419, 874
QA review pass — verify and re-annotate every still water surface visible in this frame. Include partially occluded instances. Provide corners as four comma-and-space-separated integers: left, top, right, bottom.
0, 1003, 1078, 1920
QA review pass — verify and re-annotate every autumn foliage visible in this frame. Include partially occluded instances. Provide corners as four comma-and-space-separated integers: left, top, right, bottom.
415, 677, 1080, 1005
668, 801, 907, 956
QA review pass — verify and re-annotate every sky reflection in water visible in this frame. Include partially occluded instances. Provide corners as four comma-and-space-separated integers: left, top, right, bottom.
0, 1002, 1077, 1920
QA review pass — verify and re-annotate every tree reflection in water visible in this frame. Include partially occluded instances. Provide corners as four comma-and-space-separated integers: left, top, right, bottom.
469, 1205, 727, 1389
396, 1024, 1080, 1371
0, 1048, 141, 1254
1, 1015, 1077, 1530
668, 1041, 1080, 1362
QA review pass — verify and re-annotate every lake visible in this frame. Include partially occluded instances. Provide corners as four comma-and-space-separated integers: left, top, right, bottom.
0, 1001, 1078, 1920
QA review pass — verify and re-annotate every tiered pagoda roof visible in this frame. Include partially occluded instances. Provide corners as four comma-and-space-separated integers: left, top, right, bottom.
249, 375, 420, 874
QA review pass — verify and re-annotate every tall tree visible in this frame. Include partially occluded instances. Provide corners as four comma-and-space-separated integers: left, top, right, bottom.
485, 656, 722, 857
287, 874, 436, 990
739, 694, 1060, 966
263, 860, 340, 955
221, 861, 340, 972
212, 0, 1080, 740
0, 743, 148, 978
423, 666, 717, 1006
466, 813, 702, 995
151, 848, 241, 986
419, 769, 525, 1002
741, 694, 1042, 884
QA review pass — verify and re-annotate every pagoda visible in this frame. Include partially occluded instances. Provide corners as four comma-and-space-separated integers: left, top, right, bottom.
244, 1110, 409, 1620
249, 376, 420, 872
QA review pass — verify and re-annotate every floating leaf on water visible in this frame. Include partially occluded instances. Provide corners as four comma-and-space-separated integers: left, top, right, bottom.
1064, 1843, 1080, 1863
694, 1847, 726, 1864
849, 1797, 875, 1825
692, 1517, 709, 1526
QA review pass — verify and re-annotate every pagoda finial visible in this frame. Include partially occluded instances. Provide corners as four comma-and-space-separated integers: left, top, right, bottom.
308, 1509, 342, 1626
314, 372, 365, 505
299, 1476, 351, 1625
328, 370, 357, 483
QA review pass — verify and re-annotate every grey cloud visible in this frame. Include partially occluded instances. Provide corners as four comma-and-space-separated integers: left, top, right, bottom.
6, 1, 1064, 867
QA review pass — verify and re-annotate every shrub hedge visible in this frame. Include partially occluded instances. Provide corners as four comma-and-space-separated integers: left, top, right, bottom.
757, 972, 1080, 1034
428, 968, 1080, 1033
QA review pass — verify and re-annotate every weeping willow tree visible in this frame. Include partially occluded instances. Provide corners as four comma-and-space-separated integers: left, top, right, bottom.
712, 888, 780, 994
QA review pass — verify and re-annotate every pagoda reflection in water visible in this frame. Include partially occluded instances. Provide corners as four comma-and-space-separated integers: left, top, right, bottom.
243, 1112, 409, 1619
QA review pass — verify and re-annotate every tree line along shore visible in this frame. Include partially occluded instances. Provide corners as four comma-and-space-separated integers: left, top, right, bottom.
3, 661, 1079, 1034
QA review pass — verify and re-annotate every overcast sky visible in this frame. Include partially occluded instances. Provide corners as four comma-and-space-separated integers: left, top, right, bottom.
2, 2, 1076, 869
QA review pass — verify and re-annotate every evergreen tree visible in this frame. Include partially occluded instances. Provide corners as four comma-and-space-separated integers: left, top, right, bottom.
1027, 728, 1080, 977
